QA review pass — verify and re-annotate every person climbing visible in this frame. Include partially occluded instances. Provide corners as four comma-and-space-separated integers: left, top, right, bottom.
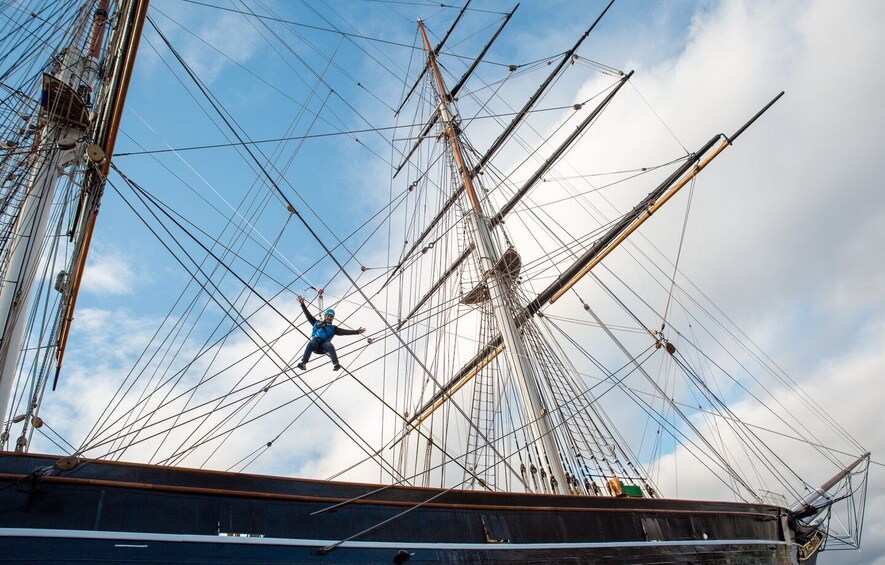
295, 295, 365, 371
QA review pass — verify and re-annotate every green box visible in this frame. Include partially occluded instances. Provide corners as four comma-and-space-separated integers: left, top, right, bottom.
622, 484, 643, 497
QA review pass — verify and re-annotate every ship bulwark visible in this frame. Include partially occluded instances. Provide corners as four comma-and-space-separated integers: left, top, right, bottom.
0, 453, 794, 563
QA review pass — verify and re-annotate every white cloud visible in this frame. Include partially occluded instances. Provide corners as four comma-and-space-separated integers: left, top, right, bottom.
80, 246, 136, 295
647, 317, 884, 561
181, 11, 262, 84
138, 0, 264, 85
560, 1, 885, 561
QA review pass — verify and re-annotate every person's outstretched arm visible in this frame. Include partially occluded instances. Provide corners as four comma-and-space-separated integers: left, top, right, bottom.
335, 326, 366, 337
297, 295, 318, 325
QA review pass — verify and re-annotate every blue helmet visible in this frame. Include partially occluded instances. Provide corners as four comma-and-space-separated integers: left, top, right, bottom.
324, 308, 335, 317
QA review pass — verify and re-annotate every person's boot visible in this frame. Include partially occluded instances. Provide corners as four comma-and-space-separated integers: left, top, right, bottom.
296, 362, 306, 370
333, 363, 341, 371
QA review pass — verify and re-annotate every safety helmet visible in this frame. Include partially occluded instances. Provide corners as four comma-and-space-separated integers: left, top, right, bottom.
325, 308, 335, 317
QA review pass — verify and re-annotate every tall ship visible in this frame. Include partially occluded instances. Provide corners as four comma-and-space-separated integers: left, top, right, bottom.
0, 1, 870, 563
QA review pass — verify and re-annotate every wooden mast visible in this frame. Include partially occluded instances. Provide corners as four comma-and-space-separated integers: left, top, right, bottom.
418, 19, 569, 493
0, 0, 150, 449
0, 1, 122, 434
55, 0, 151, 382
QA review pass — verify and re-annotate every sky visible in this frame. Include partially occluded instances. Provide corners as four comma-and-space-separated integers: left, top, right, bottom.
13, 0, 884, 562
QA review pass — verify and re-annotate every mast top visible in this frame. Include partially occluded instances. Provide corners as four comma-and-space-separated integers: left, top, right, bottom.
417, 19, 484, 213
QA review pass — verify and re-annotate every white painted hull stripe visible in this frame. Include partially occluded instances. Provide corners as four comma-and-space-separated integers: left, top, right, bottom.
0, 528, 786, 551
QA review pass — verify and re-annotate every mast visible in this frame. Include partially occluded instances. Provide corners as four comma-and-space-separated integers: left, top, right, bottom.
0, 4, 107, 432
418, 20, 569, 492
391, 3, 611, 264
55, 0, 151, 379
0, 0, 150, 449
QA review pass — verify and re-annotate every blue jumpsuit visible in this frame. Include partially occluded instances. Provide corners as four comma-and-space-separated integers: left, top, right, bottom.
299, 303, 360, 365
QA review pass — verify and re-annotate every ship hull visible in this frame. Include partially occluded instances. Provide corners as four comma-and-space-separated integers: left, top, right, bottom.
1, 453, 796, 563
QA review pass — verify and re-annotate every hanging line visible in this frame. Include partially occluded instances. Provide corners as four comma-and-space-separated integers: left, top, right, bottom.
660, 173, 696, 331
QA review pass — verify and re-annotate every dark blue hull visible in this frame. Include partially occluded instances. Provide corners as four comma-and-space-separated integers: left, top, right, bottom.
0, 531, 794, 564
0, 453, 798, 563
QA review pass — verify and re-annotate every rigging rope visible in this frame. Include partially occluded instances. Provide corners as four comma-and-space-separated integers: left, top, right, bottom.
659, 175, 696, 330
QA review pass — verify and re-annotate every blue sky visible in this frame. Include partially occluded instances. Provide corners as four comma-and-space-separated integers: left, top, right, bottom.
21, 1, 884, 562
